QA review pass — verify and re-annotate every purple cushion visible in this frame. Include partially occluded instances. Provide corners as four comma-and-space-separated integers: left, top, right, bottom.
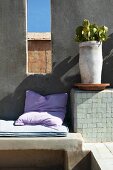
15, 91, 68, 126
24, 90, 68, 113
15, 111, 64, 126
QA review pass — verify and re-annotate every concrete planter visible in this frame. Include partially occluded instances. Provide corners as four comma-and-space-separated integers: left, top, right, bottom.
79, 41, 103, 83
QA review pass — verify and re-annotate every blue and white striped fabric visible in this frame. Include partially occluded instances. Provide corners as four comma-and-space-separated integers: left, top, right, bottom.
0, 120, 68, 137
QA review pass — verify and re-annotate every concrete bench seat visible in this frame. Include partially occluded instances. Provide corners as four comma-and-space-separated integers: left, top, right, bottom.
0, 133, 89, 170
0, 133, 83, 151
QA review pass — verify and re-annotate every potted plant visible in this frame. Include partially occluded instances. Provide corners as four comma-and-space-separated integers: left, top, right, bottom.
75, 19, 108, 84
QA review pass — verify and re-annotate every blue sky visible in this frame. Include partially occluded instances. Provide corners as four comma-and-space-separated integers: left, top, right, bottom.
28, 0, 51, 32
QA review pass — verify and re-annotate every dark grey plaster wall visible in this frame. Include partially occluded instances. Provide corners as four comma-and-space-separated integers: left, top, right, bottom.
0, 0, 27, 119
51, 0, 113, 87
0, 0, 71, 122
51, 0, 113, 128
0, 0, 113, 127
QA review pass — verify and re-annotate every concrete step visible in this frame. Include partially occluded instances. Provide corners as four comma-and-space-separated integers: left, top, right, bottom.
84, 143, 113, 170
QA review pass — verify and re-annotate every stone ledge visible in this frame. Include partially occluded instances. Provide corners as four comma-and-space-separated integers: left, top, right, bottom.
27, 32, 51, 40
0, 133, 83, 151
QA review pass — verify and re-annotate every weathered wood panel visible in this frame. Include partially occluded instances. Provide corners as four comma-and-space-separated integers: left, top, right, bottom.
28, 40, 52, 74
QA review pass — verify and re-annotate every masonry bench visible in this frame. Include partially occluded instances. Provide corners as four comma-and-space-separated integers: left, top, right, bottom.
0, 133, 82, 151
0, 133, 88, 170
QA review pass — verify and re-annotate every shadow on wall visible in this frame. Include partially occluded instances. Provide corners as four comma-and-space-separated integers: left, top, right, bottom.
0, 55, 80, 130
102, 33, 113, 86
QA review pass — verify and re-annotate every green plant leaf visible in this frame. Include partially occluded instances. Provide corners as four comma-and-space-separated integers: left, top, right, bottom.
76, 26, 83, 35
103, 26, 108, 32
74, 19, 108, 42
83, 19, 90, 27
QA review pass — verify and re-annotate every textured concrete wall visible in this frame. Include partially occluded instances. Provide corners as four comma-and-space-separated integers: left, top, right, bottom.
0, 0, 26, 120
51, 0, 113, 87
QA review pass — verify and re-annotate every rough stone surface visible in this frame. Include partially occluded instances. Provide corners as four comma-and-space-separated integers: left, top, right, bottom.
71, 88, 113, 142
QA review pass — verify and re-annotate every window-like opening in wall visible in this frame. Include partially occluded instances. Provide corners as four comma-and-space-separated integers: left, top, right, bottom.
27, 0, 52, 74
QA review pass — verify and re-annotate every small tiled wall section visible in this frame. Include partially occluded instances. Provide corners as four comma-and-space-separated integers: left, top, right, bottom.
71, 88, 113, 142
